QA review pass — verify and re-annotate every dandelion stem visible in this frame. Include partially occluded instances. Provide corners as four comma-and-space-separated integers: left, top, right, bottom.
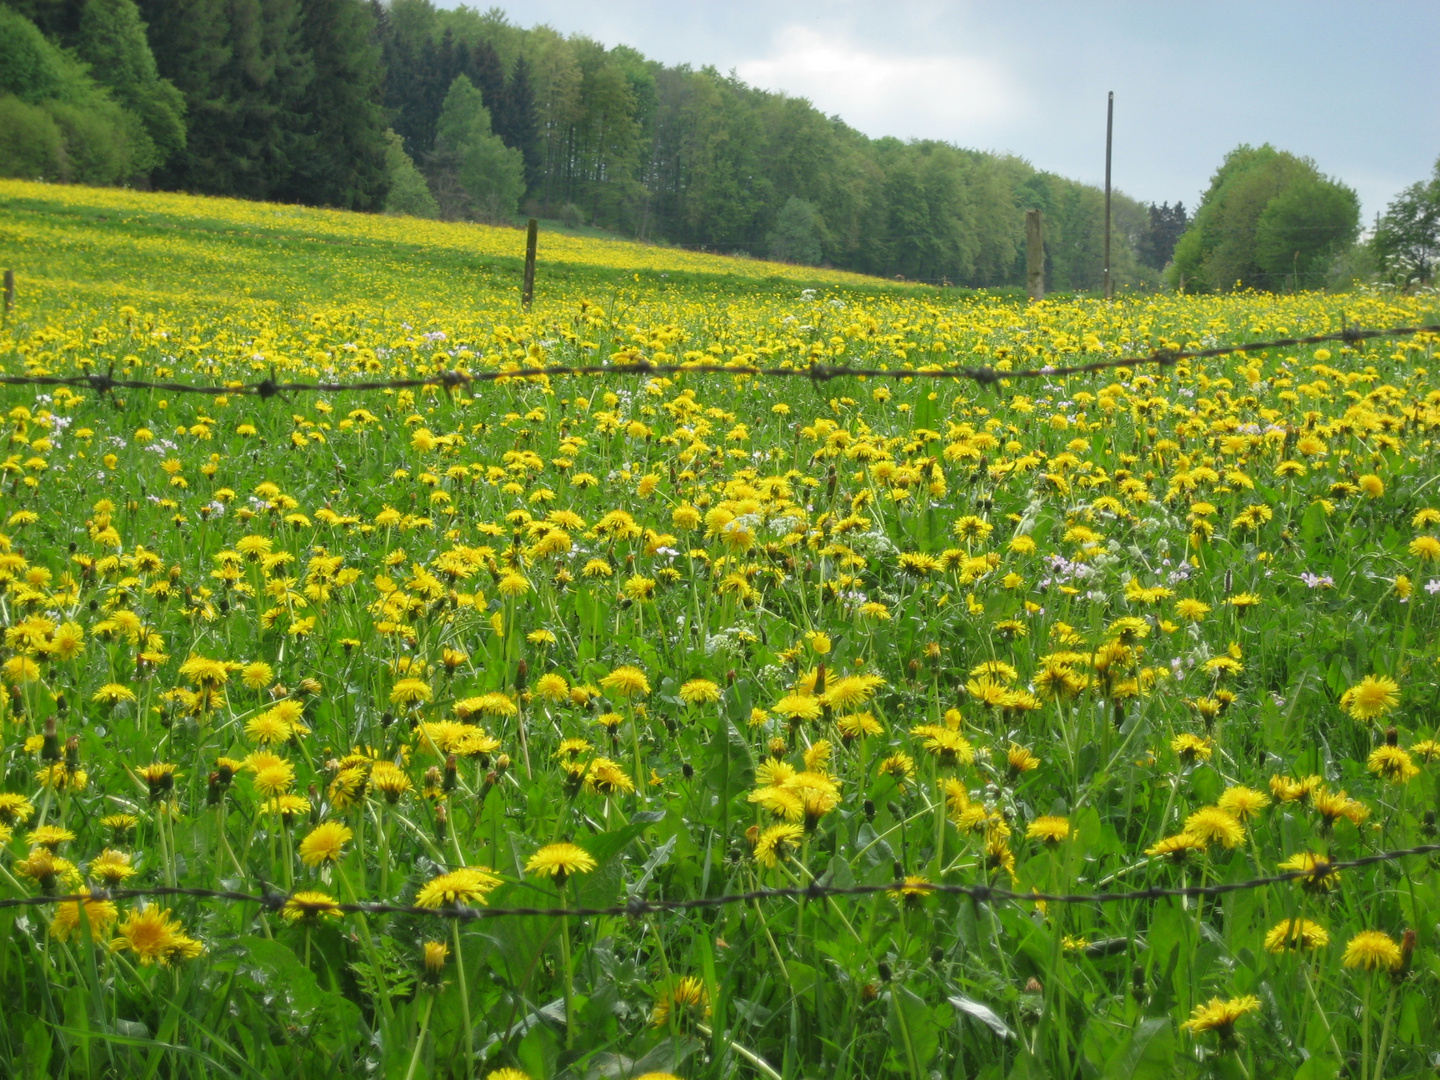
452, 920, 475, 1074
402, 993, 436, 1080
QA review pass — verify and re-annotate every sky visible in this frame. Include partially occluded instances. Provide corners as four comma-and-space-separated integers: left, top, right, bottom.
441, 0, 1440, 222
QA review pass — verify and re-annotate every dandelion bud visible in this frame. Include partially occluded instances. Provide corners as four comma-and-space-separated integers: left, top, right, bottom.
1423, 811, 1436, 837
1025, 977, 1043, 994
877, 961, 892, 983
435, 804, 448, 843
494, 754, 511, 776
930, 946, 944, 966
681, 762, 694, 780
1399, 929, 1416, 977
1132, 965, 1146, 998
55, 695, 67, 715
64, 736, 79, 770
307, 785, 321, 825
41, 718, 60, 762
892, 860, 905, 880
1385, 726, 1399, 747
422, 940, 449, 985
515, 659, 528, 692
443, 754, 458, 793
207, 772, 224, 805
864, 799, 876, 821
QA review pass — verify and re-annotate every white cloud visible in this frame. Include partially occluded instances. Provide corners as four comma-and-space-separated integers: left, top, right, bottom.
734, 25, 1022, 141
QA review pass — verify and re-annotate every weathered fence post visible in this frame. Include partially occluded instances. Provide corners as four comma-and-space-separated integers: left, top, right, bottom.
1025, 211, 1044, 301
522, 219, 538, 311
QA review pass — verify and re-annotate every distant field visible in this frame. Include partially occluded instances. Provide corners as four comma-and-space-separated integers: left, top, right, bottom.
1, 182, 1438, 1080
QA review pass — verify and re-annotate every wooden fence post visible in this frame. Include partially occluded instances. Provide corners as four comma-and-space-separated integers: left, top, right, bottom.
522, 219, 538, 311
1025, 211, 1044, 301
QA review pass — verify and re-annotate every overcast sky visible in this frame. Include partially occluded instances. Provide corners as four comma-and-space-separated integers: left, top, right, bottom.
444, 0, 1439, 221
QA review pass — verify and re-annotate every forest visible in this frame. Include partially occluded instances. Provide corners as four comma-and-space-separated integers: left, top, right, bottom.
2, 0, 1424, 290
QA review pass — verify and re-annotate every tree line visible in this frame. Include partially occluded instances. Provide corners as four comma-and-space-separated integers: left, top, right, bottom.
3, 0, 1433, 290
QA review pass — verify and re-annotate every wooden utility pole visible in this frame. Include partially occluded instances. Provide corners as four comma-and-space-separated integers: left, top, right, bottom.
521, 218, 538, 311
1103, 91, 1113, 300
1025, 211, 1044, 300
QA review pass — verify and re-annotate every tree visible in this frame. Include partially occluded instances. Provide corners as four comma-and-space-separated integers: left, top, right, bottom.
279, 0, 390, 210
382, 127, 437, 217
497, 53, 540, 192
1372, 158, 1440, 286
0, 5, 156, 182
1253, 174, 1358, 289
767, 196, 823, 264
1138, 202, 1188, 270
75, 0, 186, 167
430, 73, 523, 221
1168, 145, 1359, 292
137, 0, 234, 191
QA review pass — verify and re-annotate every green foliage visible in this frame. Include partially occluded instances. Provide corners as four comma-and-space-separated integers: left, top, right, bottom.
0, 7, 65, 103
1372, 156, 1440, 286
431, 73, 524, 222
0, 7, 160, 183
0, 95, 65, 180
1168, 144, 1360, 292
75, 0, 186, 166
766, 195, 824, 265
277, 0, 389, 211
382, 129, 439, 218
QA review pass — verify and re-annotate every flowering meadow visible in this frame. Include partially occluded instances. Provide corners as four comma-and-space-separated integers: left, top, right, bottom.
1, 179, 1439, 1080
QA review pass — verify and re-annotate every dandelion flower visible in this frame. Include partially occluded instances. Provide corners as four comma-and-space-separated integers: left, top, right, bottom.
1342, 930, 1403, 972
1183, 807, 1244, 848
50, 897, 119, 942
1279, 852, 1339, 894
1180, 995, 1260, 1043
415, 866, 502, 908
112, 907, 203, 966
1264, 918, 1329, 953
754, 823, 805, 868
1367, 745, 1419, 784
298, 821, 352, 866
679, 678, 722, 705
1026, 816, 1071, 844
525, 842, 597, 885
282, 891, 343, 923
600, 665, 650, 698
1145, 833, 1207, 862
1339, 675, 1400, 721
651, 974, 712, 1029
390, 678, 433, 707
1217, 786, 1270, 822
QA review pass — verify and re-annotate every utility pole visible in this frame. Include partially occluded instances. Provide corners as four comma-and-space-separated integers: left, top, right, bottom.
1103, 91, 1113, 300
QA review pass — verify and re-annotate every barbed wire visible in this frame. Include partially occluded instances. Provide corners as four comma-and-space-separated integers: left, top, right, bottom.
11, 841, 1440, 920
1, 322, 1436, 400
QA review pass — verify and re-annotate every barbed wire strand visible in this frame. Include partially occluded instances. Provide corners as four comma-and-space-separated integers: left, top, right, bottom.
1, 323, 1437, 400
11, 841, 1440, 920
